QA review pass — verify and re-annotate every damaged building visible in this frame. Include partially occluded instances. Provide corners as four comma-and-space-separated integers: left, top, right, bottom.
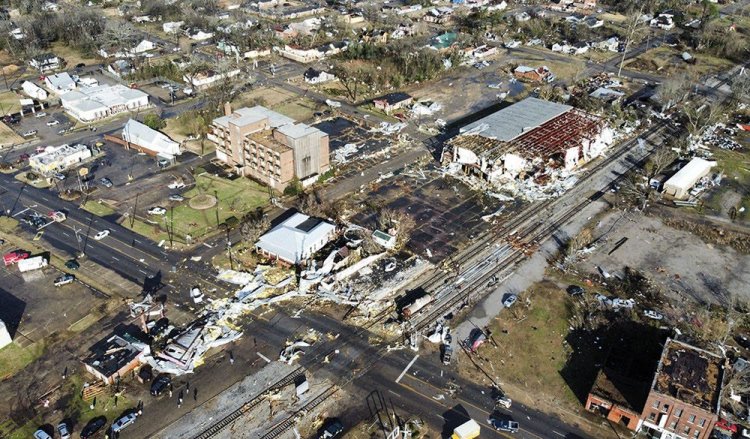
639, 339, 725, 439
442, 97, 613, 199
84, 333, 150, 385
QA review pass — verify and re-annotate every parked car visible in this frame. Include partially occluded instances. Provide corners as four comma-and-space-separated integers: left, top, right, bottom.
612, 298, 635, 309
20, 153, 30, 161
34, 112, 47, 118
75, 63, 86, 68
57, 422, 71, 439
566, 285, 585, 296
643, 309, 664, 320
168, 194, 185, 202
111, 413, 137, 433
167, 180, 185, 189
441, 344, 453, 365
594, 293, 611, 306
64, 259, 80, 270
150, 375, 171, 396
93, 230, 110, 240
3, 250, 30, 265
22, 130, 38, 137
53, 172, 66, 181
80, 416, 107, 439
54, 274, 75, 287
33, 429, 52, 439
147, 206, 167, 215
495, 395, 512, 409
488, 417, 519, 433
99, 177, 113, 188
46, 120, 60, 126
502, 294, 518, 308
318, 419, 344, 439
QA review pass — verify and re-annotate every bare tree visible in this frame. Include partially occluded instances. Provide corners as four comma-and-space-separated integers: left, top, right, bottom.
645, 146, 677, 179
378, 208, 415, 251
682, 100, 726, 137
657, 74, 691, 111
240, 215, 270, 243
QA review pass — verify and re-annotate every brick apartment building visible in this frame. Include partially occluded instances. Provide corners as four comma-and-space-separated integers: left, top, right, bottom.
639, 339, 725, 439
209, 104, 329, 191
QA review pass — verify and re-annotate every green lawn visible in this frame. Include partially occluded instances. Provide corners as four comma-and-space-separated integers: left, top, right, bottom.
702, 146, 750, 221
81, 200, 117, 217
166, 173, 269, 240
272, 98, 320, 122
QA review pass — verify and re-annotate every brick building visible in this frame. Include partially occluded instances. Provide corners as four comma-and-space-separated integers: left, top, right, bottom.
209, 105, 329, 191
638, 339, 725, 439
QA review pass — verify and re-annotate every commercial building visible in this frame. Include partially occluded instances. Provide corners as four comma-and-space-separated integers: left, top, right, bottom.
183, 68, 241, 89
29, 143, 92, 174
662, 158, 716, 200
60, 84, 149, 122
255, 211, 336, 264
209, 105, 330, 191
444, 97, 612, 190
122, 119, 181, 159
84, 333, 150, 385
638, 339, 725, 439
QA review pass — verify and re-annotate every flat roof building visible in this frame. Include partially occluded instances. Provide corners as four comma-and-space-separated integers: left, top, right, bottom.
122, 119, 181, 158
209, 105, 329, 191
61, 84, 149, 122
662, 157, 716, 200
29, 143, 92, 174
255, 211, 336, 264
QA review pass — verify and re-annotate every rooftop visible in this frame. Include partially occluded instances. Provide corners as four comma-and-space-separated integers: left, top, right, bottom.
85, 333, 148, 378
256, 211, 336, 263
460, 97, 572, 142
30, 143, 89, 166
249, 129, 291, 153
213, 106, 295, 130
61, 84, 148, 109
652, 338, 724, 412
276, 122, 324, 139
374, 92, 413, 106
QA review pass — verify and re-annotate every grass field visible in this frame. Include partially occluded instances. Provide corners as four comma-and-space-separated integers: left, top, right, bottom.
627, 46, 735, 77
0, 91, 22, 117
233, 86, 297, 108
81, 200, 117, 217
168, 172, 270, 240
702, 143, 750, 222
272, 97, 319, 121
0, 340, 46, 382
49, 42, 97, 69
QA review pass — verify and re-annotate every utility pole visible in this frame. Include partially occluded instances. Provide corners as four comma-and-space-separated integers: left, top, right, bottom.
131, 193, 139, 228
169, 205, 174, 247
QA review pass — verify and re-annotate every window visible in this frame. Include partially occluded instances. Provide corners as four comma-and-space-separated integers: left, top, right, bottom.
675, 408, 683, 417
699, 419, 706, 427
688, 415, 695, 423
669, 421, 677, 429
683, 426, 691, 435
693, 431, 700, 438
648, 413, 656, 421
662, 404, 670, 413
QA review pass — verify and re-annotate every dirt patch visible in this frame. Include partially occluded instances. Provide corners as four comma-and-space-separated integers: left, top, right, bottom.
189, 193, 217, 210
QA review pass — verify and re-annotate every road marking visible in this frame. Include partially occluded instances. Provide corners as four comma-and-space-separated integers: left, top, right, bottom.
139, 269, 149, 275
387, 389, 401, 398
41, 196, 48, 201
61, 232, 70, 237
112, 256, 120, 261
12, 207, 30, 217
257, 352, 271, 363
552, 431, 564, 437
395, 354, 419, 383
203, 242, 213, 248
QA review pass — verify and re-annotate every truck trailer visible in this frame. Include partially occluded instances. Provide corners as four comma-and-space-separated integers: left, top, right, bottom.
451, 419, 480, 439
18, 255, 48, 272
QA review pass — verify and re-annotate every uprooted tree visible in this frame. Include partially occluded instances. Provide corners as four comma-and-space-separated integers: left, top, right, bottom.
378, 208, 415, 251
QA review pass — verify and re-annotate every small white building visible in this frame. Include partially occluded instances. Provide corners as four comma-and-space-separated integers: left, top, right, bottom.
188, 30, 214, 41
0, 319, 12, 349
22, 81, 48, 100
122, 119, 181, 158
45, 72, 77, 95
131, 39, 156, 54
255, 212, 337, 265
183, 69, 241, 89
60, 84, 149, 122
163, 21, 184, 33
108, 59, 134, 78
303, 68, 336, 84
662, 157, 716, 200
29, 143, 92, 174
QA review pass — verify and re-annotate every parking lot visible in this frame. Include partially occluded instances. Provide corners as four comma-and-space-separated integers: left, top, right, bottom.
7, 107, 76, 145
0, 241, 107, 347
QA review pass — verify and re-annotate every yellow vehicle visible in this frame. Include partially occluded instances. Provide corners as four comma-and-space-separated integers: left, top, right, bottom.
452, 419, 480, 439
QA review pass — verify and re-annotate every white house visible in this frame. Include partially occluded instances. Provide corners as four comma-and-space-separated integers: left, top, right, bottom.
486, 0, 508, 11
650, 13, 675, 30
188, 30, 214, 41
29, 54, 60, 72
9, 28, 25, 40
303, 68, 336, 84
275, 45, 325, 63
44, 72, 77, 95
108, 59, 134, 78
593, 37, 620, 52
60, 84, 149, 122
255, 211, 337, 265
183, 69, 241, 89
131, 39, 156, 54
22, 81, 48, 100
122, 119, 181, 158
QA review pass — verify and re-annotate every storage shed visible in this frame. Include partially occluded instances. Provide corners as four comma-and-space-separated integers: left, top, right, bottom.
662, 157, 716, 200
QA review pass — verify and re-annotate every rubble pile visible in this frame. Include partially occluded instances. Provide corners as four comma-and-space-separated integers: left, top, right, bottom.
693, 123, 743, 151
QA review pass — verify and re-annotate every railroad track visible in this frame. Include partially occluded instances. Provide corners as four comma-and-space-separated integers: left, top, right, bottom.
260, 386, 339, 439
409, 121, 676, 331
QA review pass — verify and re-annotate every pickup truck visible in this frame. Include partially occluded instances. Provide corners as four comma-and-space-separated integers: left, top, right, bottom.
488, 418, 519, 433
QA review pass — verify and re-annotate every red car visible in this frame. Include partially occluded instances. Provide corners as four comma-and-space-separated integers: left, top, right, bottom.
4, 250, 31, 266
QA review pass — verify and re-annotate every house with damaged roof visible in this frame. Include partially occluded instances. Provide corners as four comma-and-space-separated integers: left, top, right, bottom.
442, 97, 614, 199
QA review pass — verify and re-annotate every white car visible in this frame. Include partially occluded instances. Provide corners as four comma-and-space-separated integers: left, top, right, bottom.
111, 413, 137, 433
168, 181, 186, 189
93, 230, 110, 240
644, 309, 664, 320
495, 395, 512, 408
33, 430, 52, 439
34, 112, 47, 118
46, 120, 60, 126
595, 293, 612, 306
502, 294, 518, 308
147, 206, 167, 215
